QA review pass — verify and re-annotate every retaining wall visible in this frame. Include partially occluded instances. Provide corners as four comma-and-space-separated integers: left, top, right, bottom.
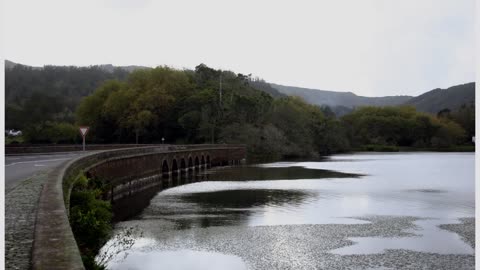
31, 145, 246, 269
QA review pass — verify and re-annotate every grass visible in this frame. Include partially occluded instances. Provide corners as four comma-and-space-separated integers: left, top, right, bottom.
5, 136, 24, 144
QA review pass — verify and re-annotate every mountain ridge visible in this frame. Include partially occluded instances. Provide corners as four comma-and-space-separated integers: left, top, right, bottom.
5, 59, 474, 116
269, 82, 475, 115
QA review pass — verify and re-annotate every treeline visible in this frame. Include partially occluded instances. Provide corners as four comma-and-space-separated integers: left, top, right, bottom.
6, 63, 474, 159
5, 63, 130, 142
342, 106, 471, 150
75, 64, 347, 160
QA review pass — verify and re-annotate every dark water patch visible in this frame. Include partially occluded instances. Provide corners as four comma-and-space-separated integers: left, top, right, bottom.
144, 189, 317, 228
142, 189, 318, 230
203, 166, 362, 181
112, 184, 163, 222
406, 189, 447, 194
181, 189, 314, 209
112, 174, 207, 222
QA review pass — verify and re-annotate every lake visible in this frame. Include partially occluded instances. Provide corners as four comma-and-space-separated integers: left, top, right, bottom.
98, 152, 475, 269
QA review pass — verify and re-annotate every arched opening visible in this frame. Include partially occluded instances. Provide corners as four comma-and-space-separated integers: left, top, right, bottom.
201, 155, 205, 168
162, 160, 169, 179
206, 155, 211, 168
172, 159, 179, 176
188, 156, 193, 170
171, 159, 179, 186
194, 156, 200, 171
180, 158, 186, 174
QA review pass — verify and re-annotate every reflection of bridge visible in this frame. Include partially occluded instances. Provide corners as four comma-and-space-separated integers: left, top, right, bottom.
32, 145, 246, 270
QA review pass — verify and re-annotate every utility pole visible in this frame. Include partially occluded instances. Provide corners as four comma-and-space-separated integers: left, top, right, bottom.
219, 72, 222, 108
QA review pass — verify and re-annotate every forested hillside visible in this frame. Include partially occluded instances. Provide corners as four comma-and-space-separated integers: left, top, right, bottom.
5, 61, 474, 159
404, 82, 475, 114
5, 62, 131, 130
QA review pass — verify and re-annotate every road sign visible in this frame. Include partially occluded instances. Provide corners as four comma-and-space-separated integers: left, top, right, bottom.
79, 126, 89, 137
79, 126, 89, 151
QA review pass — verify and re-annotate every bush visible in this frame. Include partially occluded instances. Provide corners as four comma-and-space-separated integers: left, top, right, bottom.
23, 121, 80, 143
70, 174, 112, 269
361, 144, 399, 152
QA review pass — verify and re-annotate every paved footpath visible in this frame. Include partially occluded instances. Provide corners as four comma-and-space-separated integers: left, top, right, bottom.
5, 173, 48, 270
5, 152, 85, 270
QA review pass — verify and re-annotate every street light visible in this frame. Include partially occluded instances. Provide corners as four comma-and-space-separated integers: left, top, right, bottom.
162, 137, 165, 144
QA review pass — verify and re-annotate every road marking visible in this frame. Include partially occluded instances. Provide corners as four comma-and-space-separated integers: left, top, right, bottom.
5, 158, 72, 167
34, 164, 47, 167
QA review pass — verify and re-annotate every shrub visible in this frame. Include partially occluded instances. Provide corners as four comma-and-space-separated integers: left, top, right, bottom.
70, 174, 112, 269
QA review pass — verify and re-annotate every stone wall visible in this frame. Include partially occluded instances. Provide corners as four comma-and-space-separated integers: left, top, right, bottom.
31, 145, 246, 270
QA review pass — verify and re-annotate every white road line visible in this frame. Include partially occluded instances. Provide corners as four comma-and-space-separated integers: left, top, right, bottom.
34, 164, 47, 167
5, 158, 72, 167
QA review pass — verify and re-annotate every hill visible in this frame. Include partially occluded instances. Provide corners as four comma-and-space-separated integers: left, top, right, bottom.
270, 83, 412, 115
270, 82, 475, 116
403, 82, 475, 114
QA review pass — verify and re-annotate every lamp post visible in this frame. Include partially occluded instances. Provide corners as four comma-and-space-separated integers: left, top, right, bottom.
162, 137, 165, 144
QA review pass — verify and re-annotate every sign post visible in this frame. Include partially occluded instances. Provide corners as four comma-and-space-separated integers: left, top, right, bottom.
79, 126, 89, 151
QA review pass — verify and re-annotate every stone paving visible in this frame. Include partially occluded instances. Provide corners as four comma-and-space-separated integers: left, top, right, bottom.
5, 173, 47, 270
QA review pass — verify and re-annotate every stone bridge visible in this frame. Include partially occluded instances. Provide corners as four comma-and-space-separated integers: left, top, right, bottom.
31, 144, 246, 270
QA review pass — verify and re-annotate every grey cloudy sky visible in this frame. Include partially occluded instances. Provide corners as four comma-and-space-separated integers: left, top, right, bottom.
3, 0, 475, 96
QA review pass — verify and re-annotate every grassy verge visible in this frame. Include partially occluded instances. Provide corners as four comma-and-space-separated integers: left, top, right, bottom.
5, 136, 24, 144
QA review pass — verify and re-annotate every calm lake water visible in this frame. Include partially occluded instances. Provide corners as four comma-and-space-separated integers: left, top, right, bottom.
98, 152, 475, 269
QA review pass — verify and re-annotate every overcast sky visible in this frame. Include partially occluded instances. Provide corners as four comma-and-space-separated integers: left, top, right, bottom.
3, 0, 475, 96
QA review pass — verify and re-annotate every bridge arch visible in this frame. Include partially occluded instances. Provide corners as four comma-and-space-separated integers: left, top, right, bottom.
194, 156, 200, 171
172, 158, 178, 176
206, 155, 210, 168
180, 158, 186, 174
162, 159, 169, 178
188, 156, 193, 169
201, 155, 205, 167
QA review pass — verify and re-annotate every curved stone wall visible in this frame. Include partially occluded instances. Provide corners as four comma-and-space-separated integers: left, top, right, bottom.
31, 145, 246, 270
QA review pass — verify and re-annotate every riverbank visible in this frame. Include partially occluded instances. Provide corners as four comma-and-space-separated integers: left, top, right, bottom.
352, 144, 475, 153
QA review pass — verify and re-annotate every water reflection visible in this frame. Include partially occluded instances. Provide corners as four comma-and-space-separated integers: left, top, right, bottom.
182, 189, 314, 209
143, 188, 317, 229
203, 165, 362, 181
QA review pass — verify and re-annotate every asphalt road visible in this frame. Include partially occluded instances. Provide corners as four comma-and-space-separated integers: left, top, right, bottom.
5, 152, 88, 192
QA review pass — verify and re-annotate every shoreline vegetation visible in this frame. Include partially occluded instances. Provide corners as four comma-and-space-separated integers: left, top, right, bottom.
356, 145, 475, 153
70, 174, 112, 270
6, 64, 475, 161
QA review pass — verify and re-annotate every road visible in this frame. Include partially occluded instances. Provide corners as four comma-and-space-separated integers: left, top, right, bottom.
5, 152, 88, 192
